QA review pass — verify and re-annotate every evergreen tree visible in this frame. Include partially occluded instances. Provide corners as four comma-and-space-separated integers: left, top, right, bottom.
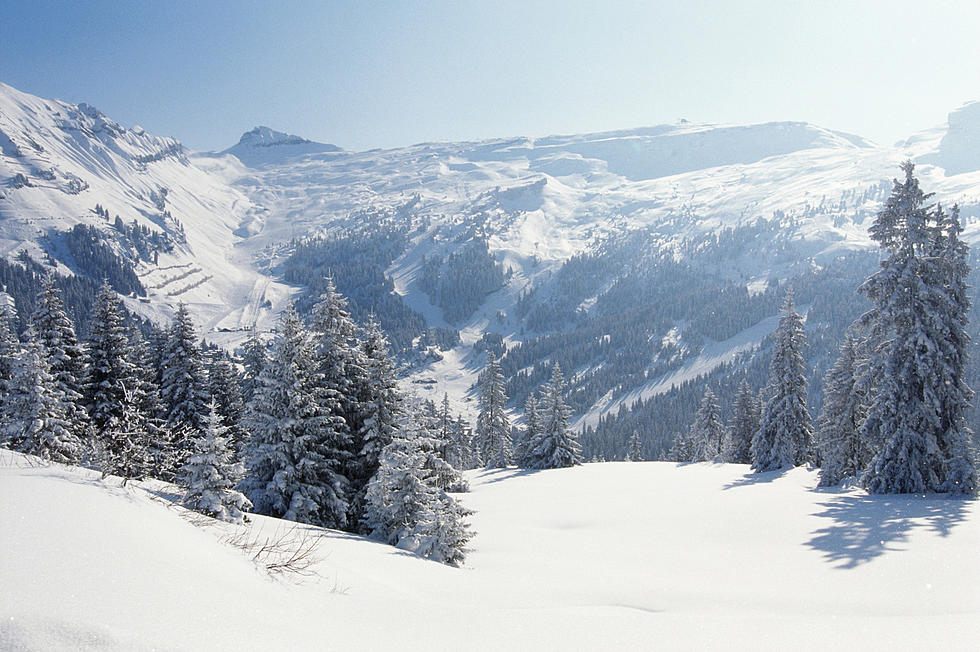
515, 393, 540, 466
181, 402, 252, 524
242, 304, 350, 528
450, 414, 476, 470
362, 413, 472, 565
0, 304, 21, 422
526, 363, 582, 469
30, 274, 89, 443
861, 165, 976, 493
3, 325, 82, 463
669, 429, 696, 463
239, 333, 269, 404
83, 284, 143, 460
626, 430, 643, 462
725, 380, 759, 464
816, 333, 869, 486
751, 290, 812, 472
128, 325, 172, 480
349, 316, 403, 526
475, 352, 512, 468
207, 349, 247, 455
160, 303, 210, 458
688, 387, 724, 462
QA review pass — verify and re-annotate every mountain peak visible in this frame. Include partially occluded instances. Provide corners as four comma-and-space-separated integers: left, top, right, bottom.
223, 126, 343, 167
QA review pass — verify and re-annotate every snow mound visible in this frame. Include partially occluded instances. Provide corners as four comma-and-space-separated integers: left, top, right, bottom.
3, 451, 979, 650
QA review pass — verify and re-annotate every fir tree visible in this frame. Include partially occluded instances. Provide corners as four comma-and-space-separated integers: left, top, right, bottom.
816, 333, 869, 486
475, 352, 512, 468
160, 303, 209, 447
515, 393, 540, 467
242, 304, 350, 528
181, 402, 252, 524
725, 380, 759, 464
861, 165, 976, 494
239, 333, 269, 404
688, 387, 724, 462
626, 430, 643, 462
751, 290, 812, 472
207, 349, 247, 455
3, 325, 82, 463
0, 304, 21, 422
362, 413, 472, 565
526, 363, 582, 469
30, 274, 89, 443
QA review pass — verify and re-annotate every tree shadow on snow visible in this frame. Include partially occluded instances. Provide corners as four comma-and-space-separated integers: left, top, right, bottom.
805, 493, 974, 569
722, 468, 789, 490
472, 467, 543, 485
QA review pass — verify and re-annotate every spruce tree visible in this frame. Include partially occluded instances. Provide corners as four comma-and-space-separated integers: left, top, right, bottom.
4, 325, 82, 463
526, 363, 582, 469
688, 387, 724, 462
725, 380, 759, 464
181, 402, 252, 524
475, 352, 512, 468
31, 274, 89, 444
861, 165, 976, 494
751, 290, 812, 472
816, 333, 869, 486
239, 333, 269, 404
207, 349, 247, 455
362, 412, 472, 565
626, 430, 643, 462
515, 393, 540, 467
242, 304, 350, 528
0, 304, 22, 425
160, 303, 210, 447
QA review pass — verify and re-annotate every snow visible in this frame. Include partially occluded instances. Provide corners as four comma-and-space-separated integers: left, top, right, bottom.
3, 450, 980, 650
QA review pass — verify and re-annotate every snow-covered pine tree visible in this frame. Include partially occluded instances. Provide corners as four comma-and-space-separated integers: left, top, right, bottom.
0, 304, 21, 422
3, 324, 82, 463
310, 277, 365, 431
626, 430, 643, 462
206, 349, 247, 455
239, 333, 269, 404
349, 316, 403, 526
725, 379, 759, 464
241, 303, 350, 528
859, 163, 973, 494
83, 283, 144, 462
181, 401, 252, 524
816, 333, 869, 487
100, 382, 150, 484
31, 274, 89, 444
751, 290, 812, 472
452, 414, 477, 470
669, 429, 696, 463
416, 396, 469, 493
362, 412, 472, 565
160, 303, 210, 467
688, 387, 724, 462
931, 204, 977, 494
128, 325, 172, 480
515, 392, 540, 467
525, 363, 582, 469
475, 352, 512, 468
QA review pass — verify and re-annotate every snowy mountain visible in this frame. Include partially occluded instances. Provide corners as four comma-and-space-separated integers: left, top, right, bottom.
2, 79, 979, 439
4, 451, 979, 650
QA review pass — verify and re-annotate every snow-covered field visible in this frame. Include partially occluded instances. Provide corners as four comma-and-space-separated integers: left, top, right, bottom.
3, 451, 978, 651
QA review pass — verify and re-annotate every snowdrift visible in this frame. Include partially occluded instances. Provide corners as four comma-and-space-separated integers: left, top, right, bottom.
2, 451, 980, 650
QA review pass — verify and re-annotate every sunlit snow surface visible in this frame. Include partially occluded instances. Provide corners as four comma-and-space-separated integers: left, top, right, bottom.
2, 451, 979, 651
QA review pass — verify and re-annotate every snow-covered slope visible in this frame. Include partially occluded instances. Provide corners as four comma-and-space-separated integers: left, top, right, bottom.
0, 81, 293, 337
3, 451, 979, 650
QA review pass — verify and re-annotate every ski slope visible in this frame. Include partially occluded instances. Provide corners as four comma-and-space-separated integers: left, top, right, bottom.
3, 451, 979, 651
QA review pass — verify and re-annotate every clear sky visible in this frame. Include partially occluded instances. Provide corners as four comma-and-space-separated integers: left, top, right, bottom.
1, 0, 978, 152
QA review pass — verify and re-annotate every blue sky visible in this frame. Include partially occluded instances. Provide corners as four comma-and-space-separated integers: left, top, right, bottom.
1, 1, 978, 152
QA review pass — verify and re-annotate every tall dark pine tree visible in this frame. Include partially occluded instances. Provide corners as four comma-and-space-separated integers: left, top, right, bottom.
526, 363, 582, 469
207, 349, 247, 455
475, 352, 512, 468
725, 380, 759, 464
31, 275, 89, 443
239, 333, 269, 404
626, 430, 643, 462
242, 304, 350, 528
0, 304, 21, 418
861, 164, 976, 494
816, 333, 869, 487
515, 393, 540, 467
751, 290, 812, 472
349, 316, 402, 527
160, 303, 210, 439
